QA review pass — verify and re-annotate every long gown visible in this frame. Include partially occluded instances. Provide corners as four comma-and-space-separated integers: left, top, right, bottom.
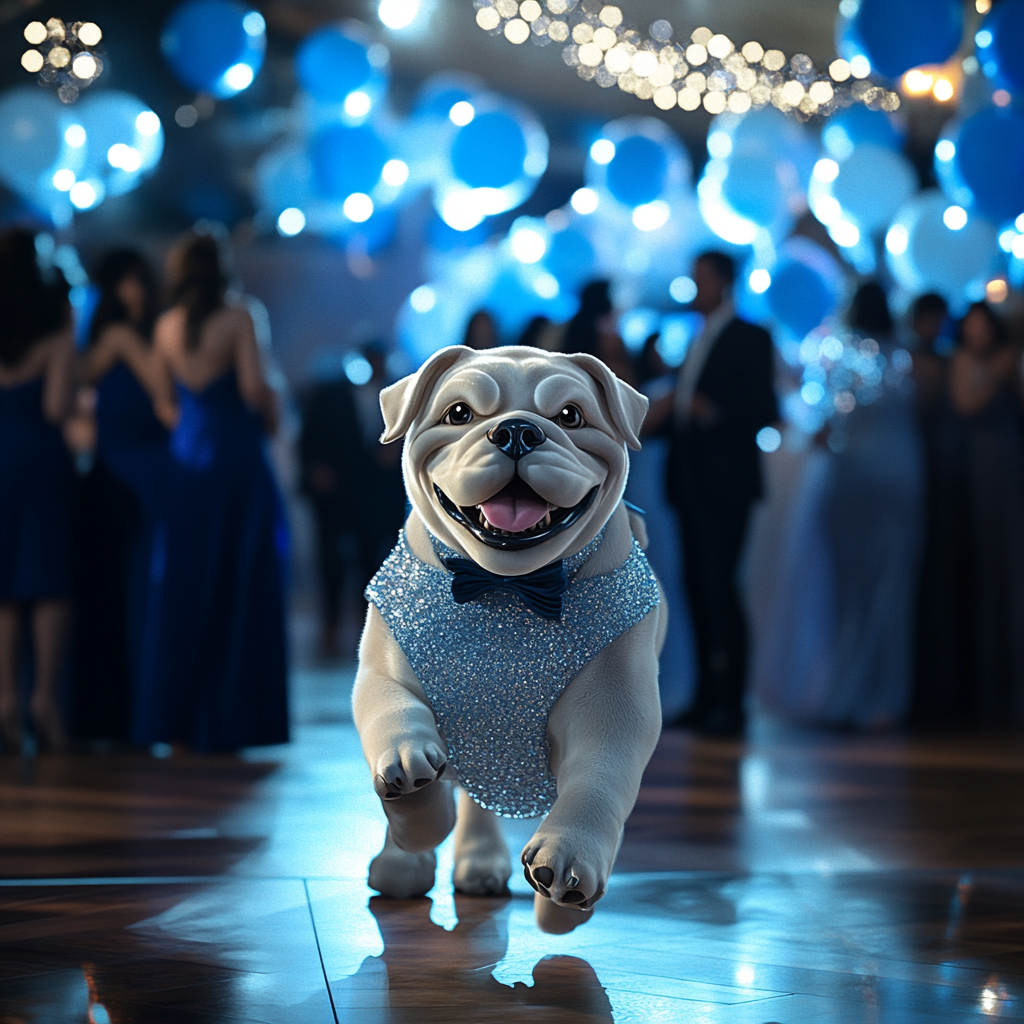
624, 375, 697, 719
750, 446, 838, 722
72, 364, 168, 741
823, 371, 924, 729
0, 378, 75, 603
133, 370, 289, 752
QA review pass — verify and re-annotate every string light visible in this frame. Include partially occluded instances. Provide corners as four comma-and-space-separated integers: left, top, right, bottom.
473, 0, 900, 120
20, 18, 104, 102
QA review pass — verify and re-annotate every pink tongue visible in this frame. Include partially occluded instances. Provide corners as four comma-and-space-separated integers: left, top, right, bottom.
481, 485, 551, 533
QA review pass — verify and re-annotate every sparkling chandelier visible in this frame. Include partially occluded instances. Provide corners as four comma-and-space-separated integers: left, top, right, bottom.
473, 0, 900, 120
20, 18, 104, 103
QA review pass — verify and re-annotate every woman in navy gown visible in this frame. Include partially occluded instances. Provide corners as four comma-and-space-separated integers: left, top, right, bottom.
136, 233, 288, 752
0, 228, 76, 751
951, 302, 1024, 724
72, 249, 175, 742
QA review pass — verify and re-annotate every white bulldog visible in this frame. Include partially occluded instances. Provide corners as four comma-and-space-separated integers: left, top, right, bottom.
352, 345, 665, 933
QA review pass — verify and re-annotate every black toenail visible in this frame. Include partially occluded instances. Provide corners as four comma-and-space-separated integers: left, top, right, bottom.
523, 866, 539, 892
413, 778, 432, 787
561, 889, 585, 903
435, 762, 447, 778
532, 866, 554, 887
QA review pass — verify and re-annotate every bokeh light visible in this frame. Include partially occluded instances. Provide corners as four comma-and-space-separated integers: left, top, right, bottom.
277, 207, 306, 236
378, 0, 421, 30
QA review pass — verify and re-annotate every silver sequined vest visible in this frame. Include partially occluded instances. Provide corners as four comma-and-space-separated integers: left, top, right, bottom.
365, 525, 660, 818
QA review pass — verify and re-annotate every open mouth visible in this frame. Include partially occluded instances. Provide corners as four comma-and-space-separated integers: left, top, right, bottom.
433, 478, 598, 550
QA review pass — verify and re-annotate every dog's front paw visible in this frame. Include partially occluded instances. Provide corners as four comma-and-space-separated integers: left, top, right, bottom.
521, 826, 614, 913
373, 740, 448, 801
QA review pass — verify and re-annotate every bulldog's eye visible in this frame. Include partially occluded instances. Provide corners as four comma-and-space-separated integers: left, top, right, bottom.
556, 404, 585, 429
441, 402, 474, 426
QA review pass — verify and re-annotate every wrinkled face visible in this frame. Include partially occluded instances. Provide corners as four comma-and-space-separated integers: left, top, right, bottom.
385, 347, 647, 576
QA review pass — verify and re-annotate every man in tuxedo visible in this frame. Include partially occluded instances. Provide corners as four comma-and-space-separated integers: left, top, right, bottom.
666, 251, 778, 737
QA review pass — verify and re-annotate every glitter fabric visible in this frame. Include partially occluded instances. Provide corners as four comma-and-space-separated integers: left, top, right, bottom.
365, 525, 660, 818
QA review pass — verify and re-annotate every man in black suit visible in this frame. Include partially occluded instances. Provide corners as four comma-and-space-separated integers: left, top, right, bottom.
667, 251, 778, 737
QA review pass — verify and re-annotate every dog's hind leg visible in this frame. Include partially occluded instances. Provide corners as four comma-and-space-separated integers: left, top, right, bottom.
369, 826, 438, 898
453, 788, 511, 896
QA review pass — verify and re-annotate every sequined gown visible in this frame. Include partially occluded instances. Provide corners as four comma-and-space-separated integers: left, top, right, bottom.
0, 378, 75, 602
72, 364, 168, 741
133, 370, 289, 752
823, 367, 924, 729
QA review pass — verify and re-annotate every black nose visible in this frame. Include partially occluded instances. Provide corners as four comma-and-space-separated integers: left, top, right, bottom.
487, 418, 546, 461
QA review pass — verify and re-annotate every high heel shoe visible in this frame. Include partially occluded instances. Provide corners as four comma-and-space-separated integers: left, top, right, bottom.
30, 694, 67, 752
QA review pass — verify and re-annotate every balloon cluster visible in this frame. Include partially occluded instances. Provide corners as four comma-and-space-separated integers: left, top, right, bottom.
252, 23, 548, 251
0, 88, 163, 225
238, 4, 1019, 369
398, 113, 716, 362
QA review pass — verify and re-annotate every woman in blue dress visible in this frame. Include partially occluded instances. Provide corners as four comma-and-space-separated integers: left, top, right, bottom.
136, 233, 289, 752
822, 283, 924, 730
0, 228, 76, 751
72, 249, 175, 742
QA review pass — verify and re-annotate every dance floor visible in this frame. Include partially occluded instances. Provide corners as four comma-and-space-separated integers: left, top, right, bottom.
2, 667, 1023, 1023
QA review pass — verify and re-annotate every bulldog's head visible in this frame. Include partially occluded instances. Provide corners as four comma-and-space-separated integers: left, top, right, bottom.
379, 345, 648, 576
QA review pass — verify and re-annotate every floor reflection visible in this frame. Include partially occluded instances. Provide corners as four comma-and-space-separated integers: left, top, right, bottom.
2, 664, 1024, 1022
350, 895, 614, 1023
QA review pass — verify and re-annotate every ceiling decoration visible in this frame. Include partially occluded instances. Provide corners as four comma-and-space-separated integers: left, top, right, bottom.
473, 0, 901, 120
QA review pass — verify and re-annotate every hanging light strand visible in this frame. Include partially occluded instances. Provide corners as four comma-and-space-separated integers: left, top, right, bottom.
473, 0, 900, 120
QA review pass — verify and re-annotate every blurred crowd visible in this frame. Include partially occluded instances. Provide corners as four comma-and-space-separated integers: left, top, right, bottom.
2, 225, 1022, 757
0, 227, 287, 755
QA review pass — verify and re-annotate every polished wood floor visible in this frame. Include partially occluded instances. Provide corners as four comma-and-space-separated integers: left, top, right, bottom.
2, 666, 1023, 1022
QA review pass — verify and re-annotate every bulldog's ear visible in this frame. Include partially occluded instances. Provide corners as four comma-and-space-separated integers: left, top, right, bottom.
565, 352, 648, 450
379, 345, 473, 443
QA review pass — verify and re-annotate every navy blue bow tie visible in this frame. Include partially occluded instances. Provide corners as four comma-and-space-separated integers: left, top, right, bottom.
442, 556, 568, 620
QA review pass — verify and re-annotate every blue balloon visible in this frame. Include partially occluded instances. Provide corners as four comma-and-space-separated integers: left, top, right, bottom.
254, 144, 315, 216
0, 89, 65, 197
414, 72, 483, 119
428, 212, 491, 251
450, 111, 528, 190
485, 265, 574, 339
766, 259, 840, 339
886, 190, 998, 308
543, 227, 596, 292
947, 107, 1024, 224
76, 92, 164, 198
977, 0, 1024, 95
827, 144, 917, 234
822, 106, 904, 160
296, 25, 377, 104
605, 135, 668, 207
720, 153, 787, 228
852, 0, 963, 80
161, 0, 265, 98
700, 108, 815, 241
309, 123, 388, 199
